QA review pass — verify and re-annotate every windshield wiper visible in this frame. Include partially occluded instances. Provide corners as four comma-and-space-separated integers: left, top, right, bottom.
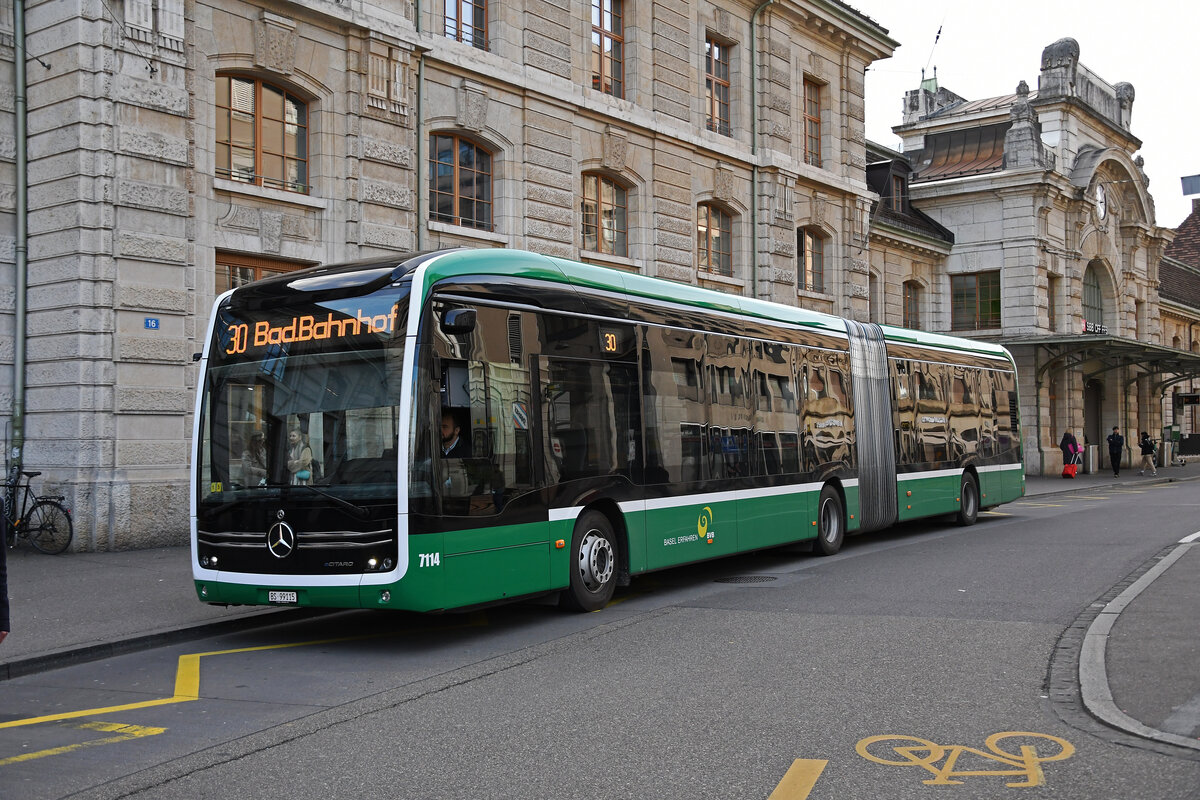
205, 483, 372, 520
267, 482, 373, 519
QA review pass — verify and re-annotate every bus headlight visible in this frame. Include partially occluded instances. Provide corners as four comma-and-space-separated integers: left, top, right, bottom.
379, 590, 391, 603
368, 557, 378, 569
383, 558, 393, 570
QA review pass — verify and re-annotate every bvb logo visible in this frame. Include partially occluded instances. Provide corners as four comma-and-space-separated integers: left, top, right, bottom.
697, 506, 715, 544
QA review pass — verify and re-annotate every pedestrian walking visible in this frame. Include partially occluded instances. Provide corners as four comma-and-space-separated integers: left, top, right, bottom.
1138, 431, 1158, 476
1107, 425, 1125, 477
1059, 430, 1081, 478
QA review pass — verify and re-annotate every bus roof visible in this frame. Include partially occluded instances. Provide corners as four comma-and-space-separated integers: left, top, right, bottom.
290, 248, 1013, 363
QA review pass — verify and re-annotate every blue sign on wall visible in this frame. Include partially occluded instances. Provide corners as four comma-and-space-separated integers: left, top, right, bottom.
144, 317, 160, 330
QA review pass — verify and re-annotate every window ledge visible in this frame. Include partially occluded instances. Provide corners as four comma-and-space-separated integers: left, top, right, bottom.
797, 287, 831, 301
580, 250, 638, 272
214, 178, 330, 210
698, 271, 744, 290
428, 220, 507, 244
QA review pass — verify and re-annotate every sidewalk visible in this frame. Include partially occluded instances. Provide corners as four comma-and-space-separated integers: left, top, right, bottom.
1, 468, 1197, 750
0, 546, 291, 680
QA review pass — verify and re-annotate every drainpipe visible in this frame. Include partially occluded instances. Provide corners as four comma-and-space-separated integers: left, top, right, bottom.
749, 0, 775, 301
415, 3, 425, 250
1034, 350, 1044, 476
10, 0, 29, 480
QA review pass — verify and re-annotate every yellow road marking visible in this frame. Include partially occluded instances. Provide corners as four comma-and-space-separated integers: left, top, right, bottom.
0, 635, 370, 730
1, 616, 491, 732
857, 732, 1074, 788
980, 511, 1011, 516
0, 721, 165, 766
1012, 502, 1064, 508
768, 759, 828, 799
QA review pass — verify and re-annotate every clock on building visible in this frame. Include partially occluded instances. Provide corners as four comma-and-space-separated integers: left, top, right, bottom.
1095, 183, 1107, 219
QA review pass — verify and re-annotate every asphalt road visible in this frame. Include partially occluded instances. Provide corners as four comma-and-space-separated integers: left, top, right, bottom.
4, 482, 1200, 799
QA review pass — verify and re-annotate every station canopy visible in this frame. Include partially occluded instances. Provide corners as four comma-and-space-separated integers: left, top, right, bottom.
998, 333, 1200, 390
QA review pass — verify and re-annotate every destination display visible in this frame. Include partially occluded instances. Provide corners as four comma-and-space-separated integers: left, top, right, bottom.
213, 288, 408, 362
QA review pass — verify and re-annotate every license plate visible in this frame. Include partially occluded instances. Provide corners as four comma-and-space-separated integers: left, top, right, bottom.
268, 590, 298, 604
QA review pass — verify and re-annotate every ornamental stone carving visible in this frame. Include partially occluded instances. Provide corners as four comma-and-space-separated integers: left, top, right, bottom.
260, 210, 283, 253
812, 193, 828, 225
456, 80, 489, 132
219, 204, 260, 231
714, 164, 734, 203
602, 126, 627, 171
713, 8, 731, 38
254, 14, 298, 74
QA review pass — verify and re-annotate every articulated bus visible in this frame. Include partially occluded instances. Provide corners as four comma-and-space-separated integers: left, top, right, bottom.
192, 248, 1024, 613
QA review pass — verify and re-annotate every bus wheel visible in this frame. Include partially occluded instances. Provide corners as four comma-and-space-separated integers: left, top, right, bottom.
957, 474, 979, 526
560, 511, 617, 612
814, 486, 844, 556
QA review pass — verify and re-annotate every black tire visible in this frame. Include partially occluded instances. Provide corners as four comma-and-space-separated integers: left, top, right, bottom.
25, 500, 73, 554
560, 510, 617, 612
813, 485, 844, 556
956, 473, 979, 527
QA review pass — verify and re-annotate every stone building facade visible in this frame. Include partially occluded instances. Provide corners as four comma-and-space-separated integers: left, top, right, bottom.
0, 0, 896, 549
1159, 204, 1200, 451
888, 38, 1194, 476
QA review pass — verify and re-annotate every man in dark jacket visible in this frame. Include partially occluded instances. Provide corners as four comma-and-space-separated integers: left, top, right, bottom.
1107, 426, 1125, 477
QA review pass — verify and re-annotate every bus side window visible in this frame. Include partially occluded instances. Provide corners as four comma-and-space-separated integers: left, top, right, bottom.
430, 304, 540, 517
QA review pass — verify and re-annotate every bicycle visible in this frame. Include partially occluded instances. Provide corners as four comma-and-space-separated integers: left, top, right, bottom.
3, 470, 74, 554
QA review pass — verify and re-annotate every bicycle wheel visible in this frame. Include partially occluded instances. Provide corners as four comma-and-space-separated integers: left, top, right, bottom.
24, 500, 73, 554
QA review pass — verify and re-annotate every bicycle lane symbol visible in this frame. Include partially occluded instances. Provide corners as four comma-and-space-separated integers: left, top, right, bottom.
856, 732, 1076, 788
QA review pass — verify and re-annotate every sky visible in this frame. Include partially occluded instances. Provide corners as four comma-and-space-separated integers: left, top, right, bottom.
846, 0, 1199, 229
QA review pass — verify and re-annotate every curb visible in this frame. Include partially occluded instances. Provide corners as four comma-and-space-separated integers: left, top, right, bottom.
1028, 471, 1200, 500
0, 608, 329, 682
1078, 542, 1200, 751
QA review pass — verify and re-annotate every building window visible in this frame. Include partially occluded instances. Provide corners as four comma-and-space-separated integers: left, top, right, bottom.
891, 175, 906, 212
367, 44, 410, 116
429, 133, 493, 230
697, 203, 732, 277
803, 79, 821, 167
798, 228, 826, 293
215, 252, 307, 295
591, 0, 624, 98
951, 271, 1002, 331
445, 0, 487, 49
903, 280, 921, 329
1047, 275, 1060, 332
582, 173, 627, 256
216, 75, 308, 193
1083, 263, 1103, 327
705, 37, 731, 136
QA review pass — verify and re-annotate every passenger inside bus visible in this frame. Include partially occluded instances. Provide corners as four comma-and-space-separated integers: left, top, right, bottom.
440, 410, 472, 458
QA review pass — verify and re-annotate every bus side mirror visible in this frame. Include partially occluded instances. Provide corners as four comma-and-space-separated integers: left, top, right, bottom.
440, 308, 476, 335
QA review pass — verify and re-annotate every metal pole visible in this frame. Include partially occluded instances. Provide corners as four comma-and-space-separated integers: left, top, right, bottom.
10, 0, 29, 481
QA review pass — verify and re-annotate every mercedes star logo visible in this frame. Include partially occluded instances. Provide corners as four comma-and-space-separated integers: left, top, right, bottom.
267, 521, 296, 559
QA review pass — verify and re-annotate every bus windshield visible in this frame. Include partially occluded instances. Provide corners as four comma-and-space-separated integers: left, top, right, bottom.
198, 284, 409, 505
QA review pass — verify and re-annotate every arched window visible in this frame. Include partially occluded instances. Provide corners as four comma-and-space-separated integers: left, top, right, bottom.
903, 280, 921, 329
798, 228, 826, 292
429, 133, 493, 230
697, 203, 732, 277
1083, 263, 1104, 326
582, 173, 627, 256
216, 75, 308, 193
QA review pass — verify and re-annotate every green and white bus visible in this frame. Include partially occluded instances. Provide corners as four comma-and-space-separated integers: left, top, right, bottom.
193, 248, 1023, 612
